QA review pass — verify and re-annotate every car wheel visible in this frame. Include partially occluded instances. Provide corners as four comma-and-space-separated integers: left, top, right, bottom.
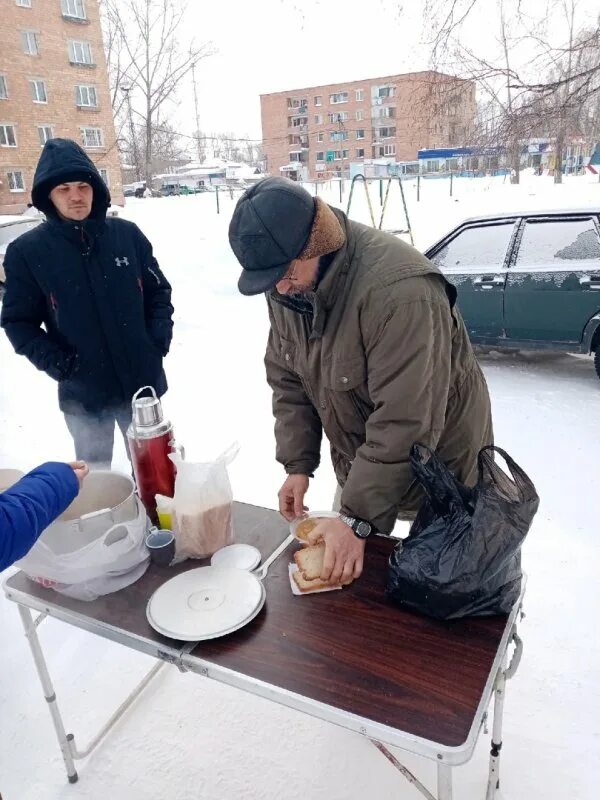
594, 347, 600, 381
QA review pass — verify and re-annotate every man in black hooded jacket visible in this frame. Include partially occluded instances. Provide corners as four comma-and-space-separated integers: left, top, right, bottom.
1, 138, 174, 467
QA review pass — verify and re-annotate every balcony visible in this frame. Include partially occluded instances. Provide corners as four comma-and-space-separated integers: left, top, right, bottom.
289, 151, 308, 164
288, 135, 309, 149
288, 122, 308, 133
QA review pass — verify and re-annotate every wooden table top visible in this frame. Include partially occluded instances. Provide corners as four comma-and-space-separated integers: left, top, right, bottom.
5, 502, 510, 749
185, 535, 508, 748
4, 502, 291, 652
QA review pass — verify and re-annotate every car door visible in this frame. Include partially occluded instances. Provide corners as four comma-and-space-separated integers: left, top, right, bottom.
504, 215, 600, 343
428, 220, 517, 339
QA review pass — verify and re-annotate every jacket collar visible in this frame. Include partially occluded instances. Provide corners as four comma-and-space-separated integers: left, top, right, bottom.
310, 208, 353, 339
269, 207, 354, 340
47, 215, 105, 249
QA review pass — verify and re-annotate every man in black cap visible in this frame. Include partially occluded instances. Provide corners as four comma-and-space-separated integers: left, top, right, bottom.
229, 177, 493, 587
1, 138, 174, 468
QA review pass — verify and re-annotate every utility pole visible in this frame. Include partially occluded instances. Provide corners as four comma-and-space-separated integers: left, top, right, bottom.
191, 62, 203, 164
120, 84, 140, 183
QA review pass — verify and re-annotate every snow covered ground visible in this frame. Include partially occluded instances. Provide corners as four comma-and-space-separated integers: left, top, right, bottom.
1, 173, 599, 799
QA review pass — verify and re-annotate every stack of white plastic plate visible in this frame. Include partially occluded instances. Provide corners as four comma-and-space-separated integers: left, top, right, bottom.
211, 543, 261, 571
146, 566, 265, 641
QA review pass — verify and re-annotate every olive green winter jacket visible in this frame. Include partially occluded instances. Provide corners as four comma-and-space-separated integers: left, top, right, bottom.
265, 208, 493, 533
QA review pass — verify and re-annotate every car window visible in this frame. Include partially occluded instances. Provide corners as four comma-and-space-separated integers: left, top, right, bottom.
431, 222, 515, 269
516, 219, 600, 266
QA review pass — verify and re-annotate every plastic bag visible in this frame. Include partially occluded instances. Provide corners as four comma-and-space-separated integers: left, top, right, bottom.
386, 444, 539, 620
170, 443, 238, 560
16, 498, 150, 602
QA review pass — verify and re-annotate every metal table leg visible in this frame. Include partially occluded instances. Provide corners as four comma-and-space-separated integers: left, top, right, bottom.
371, 740, 440, 800
18, 605, 79, 784
485, 627, 523, 800
17, 603, 167, 783
437, 763, 453, 800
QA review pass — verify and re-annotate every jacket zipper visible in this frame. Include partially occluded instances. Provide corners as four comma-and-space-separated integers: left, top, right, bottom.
79, 226, 128, 399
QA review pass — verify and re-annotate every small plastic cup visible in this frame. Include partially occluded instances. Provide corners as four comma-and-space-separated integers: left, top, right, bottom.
146, 529, 175, 567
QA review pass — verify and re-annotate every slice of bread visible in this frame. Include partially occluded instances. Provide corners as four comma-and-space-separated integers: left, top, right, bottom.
292, 569, 338, 593
294, 542, 326, 581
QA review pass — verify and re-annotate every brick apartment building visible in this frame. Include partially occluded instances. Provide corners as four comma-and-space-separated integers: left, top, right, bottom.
0, 0, 123, 213
260, 71, 476, 181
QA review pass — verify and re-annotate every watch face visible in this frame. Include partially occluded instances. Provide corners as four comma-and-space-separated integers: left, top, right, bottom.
356, 520, 371, 538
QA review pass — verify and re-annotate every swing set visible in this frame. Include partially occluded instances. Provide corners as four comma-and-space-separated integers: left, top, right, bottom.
345, 174, 414, 245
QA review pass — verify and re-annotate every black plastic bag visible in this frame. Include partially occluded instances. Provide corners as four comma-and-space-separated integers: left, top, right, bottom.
386, 444, 539, 620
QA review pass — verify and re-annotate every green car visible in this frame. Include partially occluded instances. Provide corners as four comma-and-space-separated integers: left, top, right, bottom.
426, 209, 600, 380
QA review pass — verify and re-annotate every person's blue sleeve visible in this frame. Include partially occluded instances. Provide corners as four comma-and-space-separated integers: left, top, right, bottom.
0, 463, 79, 571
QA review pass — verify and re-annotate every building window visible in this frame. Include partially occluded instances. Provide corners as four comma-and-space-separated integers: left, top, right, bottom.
332, 149, 350, 161
30, 79, 47, 103
62, 0, 86, 19
16, 0, 32, 7
22, 31, 39, 55
355, 89, 364, 102
342, 149, 349, 159
99, 168, 109, 186
81, 126, 103, 147
314, 95, 322, 106
316, 152, 324, 161
69, 40, 93, 65
314, 114, 322, 125
356, 129, 365, 140
356, 148, 365, 158
328, 111, 349, 123
0, 76, 8, 100
330, 92, 348, 104
377, 126, 396, 138
290, 116, 307, 128
378, 144, 396, 156
330, 130, 348, 142
317, 132, 324, 142
376, 86, 395, 99
7, 170, 25, 191
38, 125, 53, 145
374, 106, 396, 119
76, 84, 97, 107
356, 110, 364, 121
0, 124, 17, 147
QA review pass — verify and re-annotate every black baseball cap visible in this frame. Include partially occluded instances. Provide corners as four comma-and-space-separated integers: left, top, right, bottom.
228, 177, 317, 296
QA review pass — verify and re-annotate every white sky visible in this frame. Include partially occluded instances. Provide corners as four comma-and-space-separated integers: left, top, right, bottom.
165, 0, 599, 143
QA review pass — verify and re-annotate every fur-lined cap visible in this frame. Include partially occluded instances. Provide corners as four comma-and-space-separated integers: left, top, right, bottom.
297, 197, 346, 261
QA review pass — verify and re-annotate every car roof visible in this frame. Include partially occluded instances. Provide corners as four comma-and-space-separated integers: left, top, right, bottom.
459, 207, 600, 224
0, 215, 33, 226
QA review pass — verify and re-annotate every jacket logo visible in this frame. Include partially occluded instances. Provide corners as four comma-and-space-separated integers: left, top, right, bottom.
115, 256, 129, 267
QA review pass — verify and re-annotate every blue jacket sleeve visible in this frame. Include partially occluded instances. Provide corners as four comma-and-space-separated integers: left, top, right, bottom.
0, 463, 79, 572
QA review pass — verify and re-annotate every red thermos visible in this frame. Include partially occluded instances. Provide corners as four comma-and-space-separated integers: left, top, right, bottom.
127, 386, 178, 523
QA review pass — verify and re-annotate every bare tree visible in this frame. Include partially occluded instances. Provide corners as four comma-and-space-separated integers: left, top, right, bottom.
446, 0, 600, 183
103, 0, 213, 185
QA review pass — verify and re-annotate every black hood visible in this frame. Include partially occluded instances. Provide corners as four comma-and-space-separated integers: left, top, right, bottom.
31, 138, 111, 219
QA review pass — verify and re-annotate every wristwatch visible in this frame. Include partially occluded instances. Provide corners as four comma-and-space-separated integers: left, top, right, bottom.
339, 514, 373, 539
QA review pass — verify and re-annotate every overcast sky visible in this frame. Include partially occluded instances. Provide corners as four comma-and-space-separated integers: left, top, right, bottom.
169, 0, 599, 143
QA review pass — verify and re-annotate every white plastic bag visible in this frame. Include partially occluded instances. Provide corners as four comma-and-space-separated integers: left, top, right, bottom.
170, 443, 239, 560
16, 499, 150, 601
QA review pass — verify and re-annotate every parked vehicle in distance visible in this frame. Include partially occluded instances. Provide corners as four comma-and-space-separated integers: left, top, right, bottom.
0, 215, 43, 285
425, 209, 600, 380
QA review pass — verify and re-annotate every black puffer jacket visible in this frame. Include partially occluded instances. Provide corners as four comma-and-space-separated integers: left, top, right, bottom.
1, 139, 173, 414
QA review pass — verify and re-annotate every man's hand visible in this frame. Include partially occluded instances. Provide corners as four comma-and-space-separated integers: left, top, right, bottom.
278, 475, 309, 522
308, 517, 365, 585
278, 474, 310, 521
69, 461, 89, 491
